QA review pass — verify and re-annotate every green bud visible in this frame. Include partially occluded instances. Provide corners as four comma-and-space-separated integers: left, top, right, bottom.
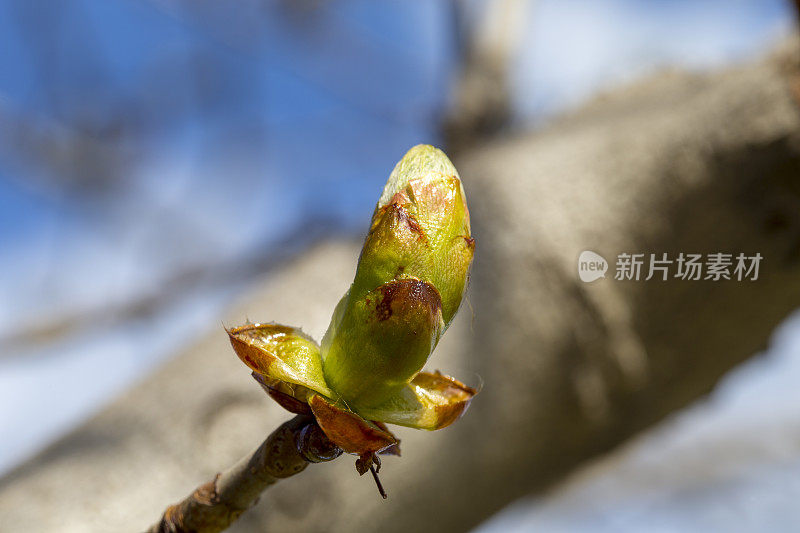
321, 145, 474, 408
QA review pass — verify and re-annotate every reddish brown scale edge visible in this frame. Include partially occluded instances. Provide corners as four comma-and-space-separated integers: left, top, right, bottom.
373, 278, 442, 323
309, 395, 398, 456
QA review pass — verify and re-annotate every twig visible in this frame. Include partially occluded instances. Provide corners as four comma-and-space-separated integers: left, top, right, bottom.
146, 415, 342, 533
368, 465, 387, 500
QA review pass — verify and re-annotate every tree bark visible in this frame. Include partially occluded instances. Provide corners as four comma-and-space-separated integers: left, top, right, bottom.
1, 40, 799, 533
444, 0, 529, 152
146, 415, 341, 533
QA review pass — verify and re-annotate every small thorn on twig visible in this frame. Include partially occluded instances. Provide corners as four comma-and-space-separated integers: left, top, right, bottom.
369, 464, 387, 499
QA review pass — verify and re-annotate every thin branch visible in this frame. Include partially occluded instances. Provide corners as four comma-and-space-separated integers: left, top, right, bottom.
0, 216, 338, 357
146, 415, 342, 533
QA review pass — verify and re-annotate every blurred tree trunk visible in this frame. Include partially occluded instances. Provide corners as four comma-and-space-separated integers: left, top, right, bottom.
444, 0, 529, 152
1, 40, 800, 533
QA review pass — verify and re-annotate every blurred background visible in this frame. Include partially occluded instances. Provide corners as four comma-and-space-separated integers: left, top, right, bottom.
1, 1, 799, 532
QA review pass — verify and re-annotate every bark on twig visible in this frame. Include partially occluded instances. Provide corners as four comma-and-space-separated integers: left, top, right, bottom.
146, 415, 341, 533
